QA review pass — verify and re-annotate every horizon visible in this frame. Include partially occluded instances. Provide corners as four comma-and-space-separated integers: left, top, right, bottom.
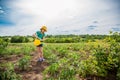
0, 32, 118, 37
0, 0, 120, 36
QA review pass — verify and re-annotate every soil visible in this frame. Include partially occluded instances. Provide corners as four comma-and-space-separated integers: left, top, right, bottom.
0, 52, 117, 80
0, 52, 49, 80
17, 52, 49, 80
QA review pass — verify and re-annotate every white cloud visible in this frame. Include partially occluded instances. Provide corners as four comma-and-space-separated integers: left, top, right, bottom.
0, 6, 2, 9
0, 0, 120, 35
0, 10, 4, 14
0, 6, 4, 14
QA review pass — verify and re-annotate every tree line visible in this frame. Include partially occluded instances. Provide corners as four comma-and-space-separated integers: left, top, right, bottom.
0, 32, 120, 43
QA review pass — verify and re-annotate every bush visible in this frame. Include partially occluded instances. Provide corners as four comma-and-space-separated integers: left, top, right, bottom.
11, 36, 29, 43
0, 38, 8, 54
18, 55, 31, 70
0, 63, 21, 80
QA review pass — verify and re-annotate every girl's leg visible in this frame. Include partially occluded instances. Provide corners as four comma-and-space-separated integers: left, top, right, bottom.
39, 47, 43, 59
40, 47, 45, 61
37, 46, 44, 61
37, 47, 41, 59
37, 47, 40, 58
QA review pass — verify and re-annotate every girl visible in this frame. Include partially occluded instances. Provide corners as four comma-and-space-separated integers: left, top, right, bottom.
33, 26, 47, 62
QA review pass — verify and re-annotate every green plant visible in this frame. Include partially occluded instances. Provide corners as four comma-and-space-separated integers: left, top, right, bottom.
117, 67, 120, 80
11, 36, 29, 43
0, 63, 21, 80
18, 55, 31, 70
1, 43, 35, 55
59, 65, 76, 80
44, 63, 60, 77
0, 38, 8, 55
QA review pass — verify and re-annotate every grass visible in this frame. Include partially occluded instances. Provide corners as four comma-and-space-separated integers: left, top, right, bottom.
1, 43, 35, 56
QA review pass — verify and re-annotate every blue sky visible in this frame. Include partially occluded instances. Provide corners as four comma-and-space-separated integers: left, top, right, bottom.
0, 0, 120, 36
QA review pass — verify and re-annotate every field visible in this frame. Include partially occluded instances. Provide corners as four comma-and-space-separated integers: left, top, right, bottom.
0, 34, 120, 80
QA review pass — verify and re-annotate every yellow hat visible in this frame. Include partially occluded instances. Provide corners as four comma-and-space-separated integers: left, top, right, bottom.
40, 26, 47, 32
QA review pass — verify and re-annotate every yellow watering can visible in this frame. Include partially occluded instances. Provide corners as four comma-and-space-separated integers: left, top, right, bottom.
34, 38, 41, 46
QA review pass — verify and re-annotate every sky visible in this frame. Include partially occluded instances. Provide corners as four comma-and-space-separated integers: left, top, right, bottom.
0, 0, 120, 36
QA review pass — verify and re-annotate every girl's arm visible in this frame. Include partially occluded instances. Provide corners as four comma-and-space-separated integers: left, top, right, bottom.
33, 33, 39, 39
43, 37, 46, 41
33, 33, 43, 41
41, 37, 46, 42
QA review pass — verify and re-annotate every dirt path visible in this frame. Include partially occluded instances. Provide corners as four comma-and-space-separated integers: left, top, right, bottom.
19, 52, 49, 80
0, 54, 25, 66
0, 52, 49, 80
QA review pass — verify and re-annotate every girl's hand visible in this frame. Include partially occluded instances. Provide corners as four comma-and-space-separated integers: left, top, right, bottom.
32, 35, 35, 38
40, 37, 46, 42
33, 33, 39, 39
40, 39, 44, 42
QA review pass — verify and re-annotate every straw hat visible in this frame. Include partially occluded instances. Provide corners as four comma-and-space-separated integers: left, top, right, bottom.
40, 26, 47, 32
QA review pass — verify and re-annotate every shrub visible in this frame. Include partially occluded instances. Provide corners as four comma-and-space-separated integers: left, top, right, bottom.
18, 55, 31, 70
0, 63, 21, 80
11, 36, 29, 43
0, 38, 8, 54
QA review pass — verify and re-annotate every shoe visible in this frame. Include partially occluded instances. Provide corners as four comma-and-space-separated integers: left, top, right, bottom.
37, 58, 45, 62
37, 58, 43, 62
42, 58, 45, 61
